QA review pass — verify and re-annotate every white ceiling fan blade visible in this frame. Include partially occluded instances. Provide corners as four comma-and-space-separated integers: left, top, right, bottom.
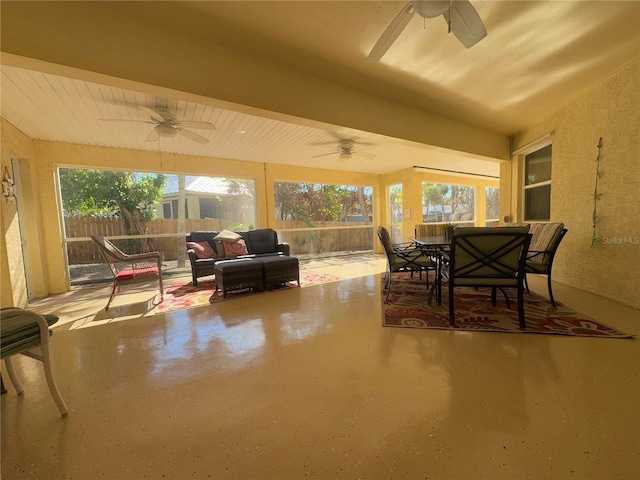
177, 120, 216, 130
176, 127, 209, 145
99, 118, 153, 124
312, 151, 339, 158
367, 2, 415, 62
445, 0, 487, 48
354, 151, 376, 160
145, 127, 160, 142
138, 105, 168, 123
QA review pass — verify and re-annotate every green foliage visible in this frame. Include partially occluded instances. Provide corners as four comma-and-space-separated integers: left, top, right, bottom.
60, 168, 166, 219
274, 182, 372, 222
59, 168, 166, 235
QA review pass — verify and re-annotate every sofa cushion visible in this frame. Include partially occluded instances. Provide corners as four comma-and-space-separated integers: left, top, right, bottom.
189, 231, 219, 250
187, 241, 217, 259
247, 229, 278, 255
223, 239, 249, 257
215, 229, 242, 242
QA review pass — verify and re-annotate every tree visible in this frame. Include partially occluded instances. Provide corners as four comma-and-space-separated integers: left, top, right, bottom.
59, 168, 166, 251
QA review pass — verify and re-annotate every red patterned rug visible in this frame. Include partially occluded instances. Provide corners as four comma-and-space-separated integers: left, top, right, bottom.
383, 274, 632, 338
157, 270, 344, 313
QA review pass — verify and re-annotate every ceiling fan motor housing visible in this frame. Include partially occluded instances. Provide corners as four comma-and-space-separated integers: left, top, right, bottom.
412, 0, 449, 18
156, 124, 177, 137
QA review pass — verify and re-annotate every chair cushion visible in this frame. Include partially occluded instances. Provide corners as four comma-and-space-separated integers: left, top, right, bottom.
247, 229, 278, 255
1, 313, 59, 358
528, 222, 564, 264
116, 266, 159, 280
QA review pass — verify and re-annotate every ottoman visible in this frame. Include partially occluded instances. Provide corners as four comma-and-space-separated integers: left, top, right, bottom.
253, 255, 300, 290
212, 259, 264, 299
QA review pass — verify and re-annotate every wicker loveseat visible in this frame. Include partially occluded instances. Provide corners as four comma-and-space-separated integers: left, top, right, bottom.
186, 228, 290, 285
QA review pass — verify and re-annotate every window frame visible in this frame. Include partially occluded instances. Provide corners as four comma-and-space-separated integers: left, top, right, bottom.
521, 142, 553, 222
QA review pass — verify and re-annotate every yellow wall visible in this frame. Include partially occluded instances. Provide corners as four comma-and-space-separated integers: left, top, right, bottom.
507, 60, 640, 308
0, 118, 50, 306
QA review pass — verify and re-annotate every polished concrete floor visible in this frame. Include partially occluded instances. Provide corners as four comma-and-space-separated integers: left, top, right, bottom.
1, 256, 639, 479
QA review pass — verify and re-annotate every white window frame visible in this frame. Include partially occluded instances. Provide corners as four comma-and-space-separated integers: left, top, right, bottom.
520, 140, 553, 222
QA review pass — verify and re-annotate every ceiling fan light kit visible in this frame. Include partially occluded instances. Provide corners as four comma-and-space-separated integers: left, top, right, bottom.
367, 0, 487, 62
312, 139, 376, 163
156, 124, 177, 138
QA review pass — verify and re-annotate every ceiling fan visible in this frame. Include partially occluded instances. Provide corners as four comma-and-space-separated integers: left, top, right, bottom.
368, 0, 487, 62
100, 105, 216, 144
313, 140, 376, 162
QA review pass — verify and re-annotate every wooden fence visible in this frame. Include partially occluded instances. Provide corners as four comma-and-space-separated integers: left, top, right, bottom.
65, 217, 232, 264
65, 217, 374, 264
275, 220, 374, 256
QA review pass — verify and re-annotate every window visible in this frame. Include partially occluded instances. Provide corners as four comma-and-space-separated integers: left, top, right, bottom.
523, 144, 552, 221
273, 181, 374, 257
388, 184, 402, 244
58, 168, 257, 284
422, 182, 475, 224
485, 187, 500, 226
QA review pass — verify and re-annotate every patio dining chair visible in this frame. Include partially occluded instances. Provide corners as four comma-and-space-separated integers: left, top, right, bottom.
523, 223, 567, 306
447, 227, 531, 328
377, 226, 436, 300
1, 308, 69, 416
91, 235, 164, 311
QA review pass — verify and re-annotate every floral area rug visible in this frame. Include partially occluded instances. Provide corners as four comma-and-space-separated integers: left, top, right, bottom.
383, 274, 632, 338
157, 270, 344, 313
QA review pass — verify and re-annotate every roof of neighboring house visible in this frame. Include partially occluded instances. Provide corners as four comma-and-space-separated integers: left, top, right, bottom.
163, 175, 234, 196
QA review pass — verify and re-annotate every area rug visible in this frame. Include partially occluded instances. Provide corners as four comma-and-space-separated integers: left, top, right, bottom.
157, 270, 344, 313
382, 274, 633, 338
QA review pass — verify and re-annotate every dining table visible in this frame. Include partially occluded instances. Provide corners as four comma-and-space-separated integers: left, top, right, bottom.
407, 235, 451, 305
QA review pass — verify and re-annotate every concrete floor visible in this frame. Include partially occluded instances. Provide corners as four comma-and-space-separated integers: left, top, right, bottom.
1, 256, 638, 479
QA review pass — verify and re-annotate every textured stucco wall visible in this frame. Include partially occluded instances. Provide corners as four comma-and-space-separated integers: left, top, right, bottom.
511, 60, 640, 308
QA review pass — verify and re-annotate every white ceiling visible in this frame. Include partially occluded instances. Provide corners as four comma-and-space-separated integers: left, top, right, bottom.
0, 64, 499, 176
1, 1, 639, 177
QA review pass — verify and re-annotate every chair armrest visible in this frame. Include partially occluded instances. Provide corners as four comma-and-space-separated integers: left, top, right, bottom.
526, 249, 548, 262
277, 242, 290, 256
393, 242, 418, 251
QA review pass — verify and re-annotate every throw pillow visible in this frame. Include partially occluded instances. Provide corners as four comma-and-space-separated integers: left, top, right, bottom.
223, 239, 249, 257
214, 229, 242, 242
187, 241, 216, 259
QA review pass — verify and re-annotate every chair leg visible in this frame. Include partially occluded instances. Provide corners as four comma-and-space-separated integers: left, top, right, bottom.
3, 357, 24, 394
448, 282, 456, 326
495, 287, 511, 309
524, 275, 530, 293
105, 280, 118, 311
491, 287, 497, 307
547, 275, 557, 307
517, 284, 526, 329
39, 343, 69, 416
157, 266, 164, 302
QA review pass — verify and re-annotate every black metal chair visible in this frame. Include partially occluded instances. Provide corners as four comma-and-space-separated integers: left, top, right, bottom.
377, 226, 436, 300
523, 223, 567, 306
447, 227, 532, 328
91, 235, 164, 311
